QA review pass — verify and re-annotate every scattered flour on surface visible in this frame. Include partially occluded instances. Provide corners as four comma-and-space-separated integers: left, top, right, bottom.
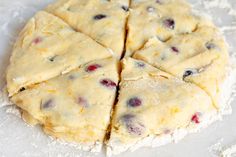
221, 143, 236, 157
5, 105, 21, 117
0, 86, 12, 108
208, 138, 224, 156
209, 139, 236, 157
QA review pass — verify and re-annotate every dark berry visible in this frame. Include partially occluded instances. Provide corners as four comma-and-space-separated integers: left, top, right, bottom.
41, 99, 55, 110
121, 114, 145, 136
100, 79, 117, 89
205, 42, 216, 50
136, 62, 145, 68
121, 5, 129, 12
48, 55, 57, 62
171, 46, 179, 53
191, 113, 200, 124
127, 97, 142, 107
183, 69, 197, 80
93, 14, 107, 20
85, 64, 101, 72
163, 18, 175, 30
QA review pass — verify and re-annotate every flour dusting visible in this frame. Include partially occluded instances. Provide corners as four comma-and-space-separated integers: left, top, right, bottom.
221, 143, 236, 157
0, 86, 12, 108
209, 139, 236, 157
5, 105, 21, 117
208, 138, 224, 156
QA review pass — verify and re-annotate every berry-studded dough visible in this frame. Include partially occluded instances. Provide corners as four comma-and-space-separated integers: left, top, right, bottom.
6, 11, 112, 96
133, 25, 229, 110
125, 0, 213, 56
10, 58, 119, 152
46, 0, 129, 58
6, 0, 231, 155
107, 58, 217, 155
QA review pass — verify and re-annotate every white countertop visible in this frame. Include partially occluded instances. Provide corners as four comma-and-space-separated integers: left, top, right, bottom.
0, 0, 236, 156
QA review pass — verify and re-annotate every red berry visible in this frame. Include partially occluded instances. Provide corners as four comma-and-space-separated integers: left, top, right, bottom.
100, 79, 117, 89
191, 113, 200, 124
85, 64, 101, 72
32, 37, 42, 44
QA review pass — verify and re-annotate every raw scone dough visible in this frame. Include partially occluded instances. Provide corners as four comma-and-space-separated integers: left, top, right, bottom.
46, 0, 129, 58
6, 11, 112, 96
11, 58, 119, 151
133, 25, 229, 110
107, 58, 217, 155
125, 0, 213, 56
6, 0, 231, 155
